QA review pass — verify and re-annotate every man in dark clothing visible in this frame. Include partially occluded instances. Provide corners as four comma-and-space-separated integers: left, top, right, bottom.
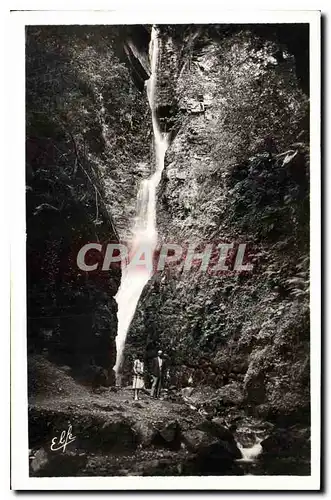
150, 350, 166, 398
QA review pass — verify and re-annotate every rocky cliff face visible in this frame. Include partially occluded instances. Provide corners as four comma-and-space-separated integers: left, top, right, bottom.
26, 26, 152, 387
128, 24, 310, 425
27, 24, 310, 425
26, 23, 311, 478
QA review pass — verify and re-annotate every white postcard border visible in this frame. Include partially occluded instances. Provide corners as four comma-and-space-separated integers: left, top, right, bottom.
9, 8, 321, 491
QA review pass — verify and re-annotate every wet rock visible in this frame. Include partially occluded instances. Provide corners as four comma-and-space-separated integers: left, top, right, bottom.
196, 418, 242, 459
182, 440, 244, 476
198, 418, 231, 439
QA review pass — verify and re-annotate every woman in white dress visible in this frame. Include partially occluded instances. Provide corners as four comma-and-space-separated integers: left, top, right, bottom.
132, 356, 145, 401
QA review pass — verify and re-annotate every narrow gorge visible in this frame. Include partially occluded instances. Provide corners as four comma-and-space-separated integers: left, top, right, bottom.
26, 23, 310, 477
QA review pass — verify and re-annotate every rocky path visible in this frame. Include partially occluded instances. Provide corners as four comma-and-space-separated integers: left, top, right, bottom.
29, 379, 254, 476
28, 359, 310, 477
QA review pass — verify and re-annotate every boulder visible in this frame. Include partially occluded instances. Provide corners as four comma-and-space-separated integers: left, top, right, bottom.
181, 440, 244, 476
97, 418, 138, 452
30, 447, 87, 477
155, 420, 181, 450
261, 426, 310, 459
159, 420, 180, 443
196, 418, 242, 459
215, 382, 245, 408
30, 447, 49, 474
132, 420, 157, 447
181, 429, 218, 453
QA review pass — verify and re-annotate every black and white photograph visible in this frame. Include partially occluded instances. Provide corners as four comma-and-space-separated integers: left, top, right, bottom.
9, 7, 321, 491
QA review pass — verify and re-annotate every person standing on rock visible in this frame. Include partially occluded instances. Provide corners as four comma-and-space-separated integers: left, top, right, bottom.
132, 354, 145, 401
150, 350, 166, 399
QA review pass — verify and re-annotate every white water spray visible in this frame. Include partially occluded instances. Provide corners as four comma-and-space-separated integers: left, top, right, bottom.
236, 439, 263, 463
114, 27, 169, 374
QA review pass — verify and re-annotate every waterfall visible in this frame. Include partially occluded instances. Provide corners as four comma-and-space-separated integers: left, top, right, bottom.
114, 26, 169, 375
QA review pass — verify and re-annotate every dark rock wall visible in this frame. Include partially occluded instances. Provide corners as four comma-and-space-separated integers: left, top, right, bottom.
26, 23, 310, 422
26, 25, 152, 387
128, 24, 310, 423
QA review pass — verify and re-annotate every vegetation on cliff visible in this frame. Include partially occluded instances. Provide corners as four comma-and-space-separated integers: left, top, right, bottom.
26, 23, 311, 478
26, 26, 151, 386
127, 25, 310, 425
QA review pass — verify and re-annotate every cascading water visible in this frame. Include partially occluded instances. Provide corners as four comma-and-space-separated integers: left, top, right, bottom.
114, 26, 169, 375
236, 439, 263, 463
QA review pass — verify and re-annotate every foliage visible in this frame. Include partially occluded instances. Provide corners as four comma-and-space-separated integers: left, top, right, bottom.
26, 26, 150, 382
128, 26, 310, 418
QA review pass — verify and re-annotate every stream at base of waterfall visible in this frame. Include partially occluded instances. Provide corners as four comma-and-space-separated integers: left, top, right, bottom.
114, 26, 169, 375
